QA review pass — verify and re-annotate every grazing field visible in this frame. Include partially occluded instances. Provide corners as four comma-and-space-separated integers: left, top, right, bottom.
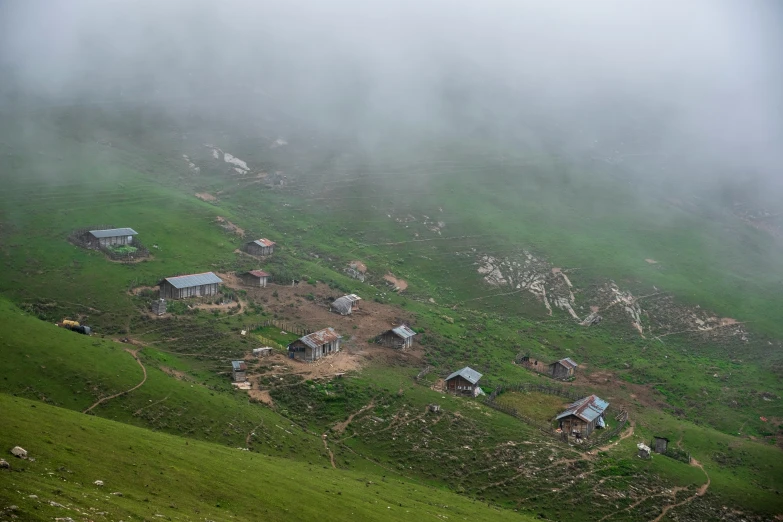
495, 391, 569, 423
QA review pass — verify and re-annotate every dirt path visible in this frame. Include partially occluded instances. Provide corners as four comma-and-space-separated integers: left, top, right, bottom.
246, 423, 264, 447
322, 434, 336, 469
333, 400, 375, 436
650, 458, 710, 522
594, 421, 635, 453
83, 348, 147, 414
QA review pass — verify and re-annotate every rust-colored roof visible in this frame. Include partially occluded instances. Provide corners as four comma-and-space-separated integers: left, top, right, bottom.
295, 327, 342, 350
251, 238, 276, 247
247, 270, 270, 278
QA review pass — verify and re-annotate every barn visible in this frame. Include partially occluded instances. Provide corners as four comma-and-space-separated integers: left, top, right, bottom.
240, 270, 271, 287
376, 325, 416, 349
84, 227, 138, 248
549, 357, 578, 379
159, 272, 223, 300
231, 360, 247, 382
245, 238, 276, 256
556, 395, 609, 439
445, 367, 483, 397
287, 327, 342, 362
330, 294, 362, 315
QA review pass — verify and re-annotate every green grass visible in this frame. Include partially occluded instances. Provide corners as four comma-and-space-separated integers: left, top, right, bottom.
495, 391, 568, 422
0, 394, 532, 522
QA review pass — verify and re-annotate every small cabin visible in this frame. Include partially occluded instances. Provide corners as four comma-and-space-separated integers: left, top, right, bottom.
79, 227, 138, 248
245, 238, 276, 256
231, 360, 247, 382
240, 270, 271, 288
637, 442, 651, 459
445, 367, 483, 397
287, 327, 342, 362
151, 298, 167, 316
330, 294, 362, 315
549, 357, 578, 380
653, 436, 669, 454
376, 325, 416, 349
159, 272, 223, 300
556, 395, 609, 439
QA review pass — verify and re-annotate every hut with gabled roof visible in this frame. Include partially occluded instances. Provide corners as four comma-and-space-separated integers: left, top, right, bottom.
159, 272, 223, 300
231, 360, 247, 382
549, 357, 578, 379
330, 294, 362, 315
287, 327, 342, 362
556, 394, 609, 438
245, 238, 276, 256
445, 367, 483, 397
376, 325, 416, 349
84, 227, 138, 248
240, 270, 271, 288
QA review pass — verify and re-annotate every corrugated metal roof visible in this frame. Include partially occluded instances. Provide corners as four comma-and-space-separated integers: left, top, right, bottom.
556, 357, 579, 370
556, 395, 609, 422
445, 366, 483, 385
391, 325, 417, 339
345, 294, 362, 302
89, 228, 138, 238
247, 270, 270, 278
331, 296, 354, 315
296, 327, 342, 350
232, 361, 247, 371
251, 238, 276, 247
162, 272, 223, 289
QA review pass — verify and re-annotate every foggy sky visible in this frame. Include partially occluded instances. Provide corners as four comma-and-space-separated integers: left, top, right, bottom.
1, 0, 781, 191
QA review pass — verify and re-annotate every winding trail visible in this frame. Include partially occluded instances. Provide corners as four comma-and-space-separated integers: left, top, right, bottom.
594, 421, 635, 454
650, 458, 710, 522
83, 348, 147, 414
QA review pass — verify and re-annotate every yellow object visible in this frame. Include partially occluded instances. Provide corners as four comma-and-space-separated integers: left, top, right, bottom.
61, 319, 80, 328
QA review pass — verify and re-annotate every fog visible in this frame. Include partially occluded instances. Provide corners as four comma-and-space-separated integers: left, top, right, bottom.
1, 0, 781, 197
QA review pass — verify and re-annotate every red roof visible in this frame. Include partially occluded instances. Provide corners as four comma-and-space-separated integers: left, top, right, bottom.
247, 270, 270, 278
252, 238, 276, 247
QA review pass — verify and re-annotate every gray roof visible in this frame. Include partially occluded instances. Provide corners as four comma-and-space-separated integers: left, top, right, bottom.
391, 325, 417, 339
295, 327, 342, 350
162, 272, 223, 289
89, 228, 138, 238
331, 296, 354, 315
232, 360, 247, 371
554, 357, 578, 370
556, 395, 609, 422
445, 366, 483, 385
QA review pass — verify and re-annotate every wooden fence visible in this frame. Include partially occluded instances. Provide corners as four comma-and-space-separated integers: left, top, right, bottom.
255, 334, 284, 351
244, 319, 312, 337
414, 366, 432, 382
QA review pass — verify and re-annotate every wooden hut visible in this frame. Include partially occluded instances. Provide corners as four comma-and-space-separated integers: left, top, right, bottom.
549, 357, 578, 379
637, 442, 651, 459
240, 270, 271, 287
445, 367, 483, 397
287, 327, 342, 362
84, 227, 138, 248
159, 272, 222, 300
231, 361, 247, 382
330, 294, 362, 315
376, 325, 416, 349
245, 238, 276, 256
556, 395, 609, 439
151, 298, 167, 316
653, 436, 669, 454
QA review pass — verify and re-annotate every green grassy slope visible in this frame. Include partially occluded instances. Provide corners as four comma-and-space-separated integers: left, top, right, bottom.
0, 394, 530, 522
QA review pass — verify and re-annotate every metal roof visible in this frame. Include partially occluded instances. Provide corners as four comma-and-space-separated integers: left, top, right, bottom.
294, 327, 342, 350
554, 357, 579, 370
556, 395, 609, 422
247, 270, 271, 278
251, 238, 276, 247
162, 272, 223, 289
231, 361, 247, 371
445, 366, 483, 385
89, 228, 138, 238
331, 296, 354, 315
391, 325, 417, 339
345, 294, 362, 302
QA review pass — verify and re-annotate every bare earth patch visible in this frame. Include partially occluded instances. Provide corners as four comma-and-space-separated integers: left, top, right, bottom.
129, 285, 158, 296
384, 273, 408, 292
645, 259, 658, 264
160, 366, 189, 381
195, 192, 216, 202
215, 216, 245, 237
350, 260, 367, 273
249, 389, 274, 406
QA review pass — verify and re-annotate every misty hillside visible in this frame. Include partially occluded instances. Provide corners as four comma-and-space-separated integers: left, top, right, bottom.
0, 2, 782, 521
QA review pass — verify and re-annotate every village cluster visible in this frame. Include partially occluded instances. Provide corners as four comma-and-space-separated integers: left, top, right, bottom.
68, 226, 621, 443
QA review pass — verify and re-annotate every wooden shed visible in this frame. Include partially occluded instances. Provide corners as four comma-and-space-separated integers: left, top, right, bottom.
445, 367, 483, 397
653, 436, 669, 454
556, 395, 609, 439
287, 327, 342, 362
231, 360, 247, 382
240, 270, 271, 288
330, 294, 362, 315
84, 227, 138, 248
549, 357, 578, 380
376, 325, 417, 349
245, 238, 276, 256
159, 272, 223, 300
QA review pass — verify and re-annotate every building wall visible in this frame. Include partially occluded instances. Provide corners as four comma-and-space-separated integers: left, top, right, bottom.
246, 244, 274, 256
446, 376, 477, 396
550, 363, 574, 380
232, 369, 246, 382
653, 438, 668, 453
160, 282, 219, 300
559, 415, 597, 438
377, 332, 414, 349
241, 274, 269, 287
96, 235, 133, 247
289, 339, 340, 362
520, 357, 549, 373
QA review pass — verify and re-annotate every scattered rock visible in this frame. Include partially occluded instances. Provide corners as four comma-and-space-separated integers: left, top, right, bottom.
94, 480, 104, 487
0, 459, 9, 469
49, 501, 64, 507
55, 518, 75, 522
27, 495, 37, 499
10, 446, 27, 459
111, 492, 123, 497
